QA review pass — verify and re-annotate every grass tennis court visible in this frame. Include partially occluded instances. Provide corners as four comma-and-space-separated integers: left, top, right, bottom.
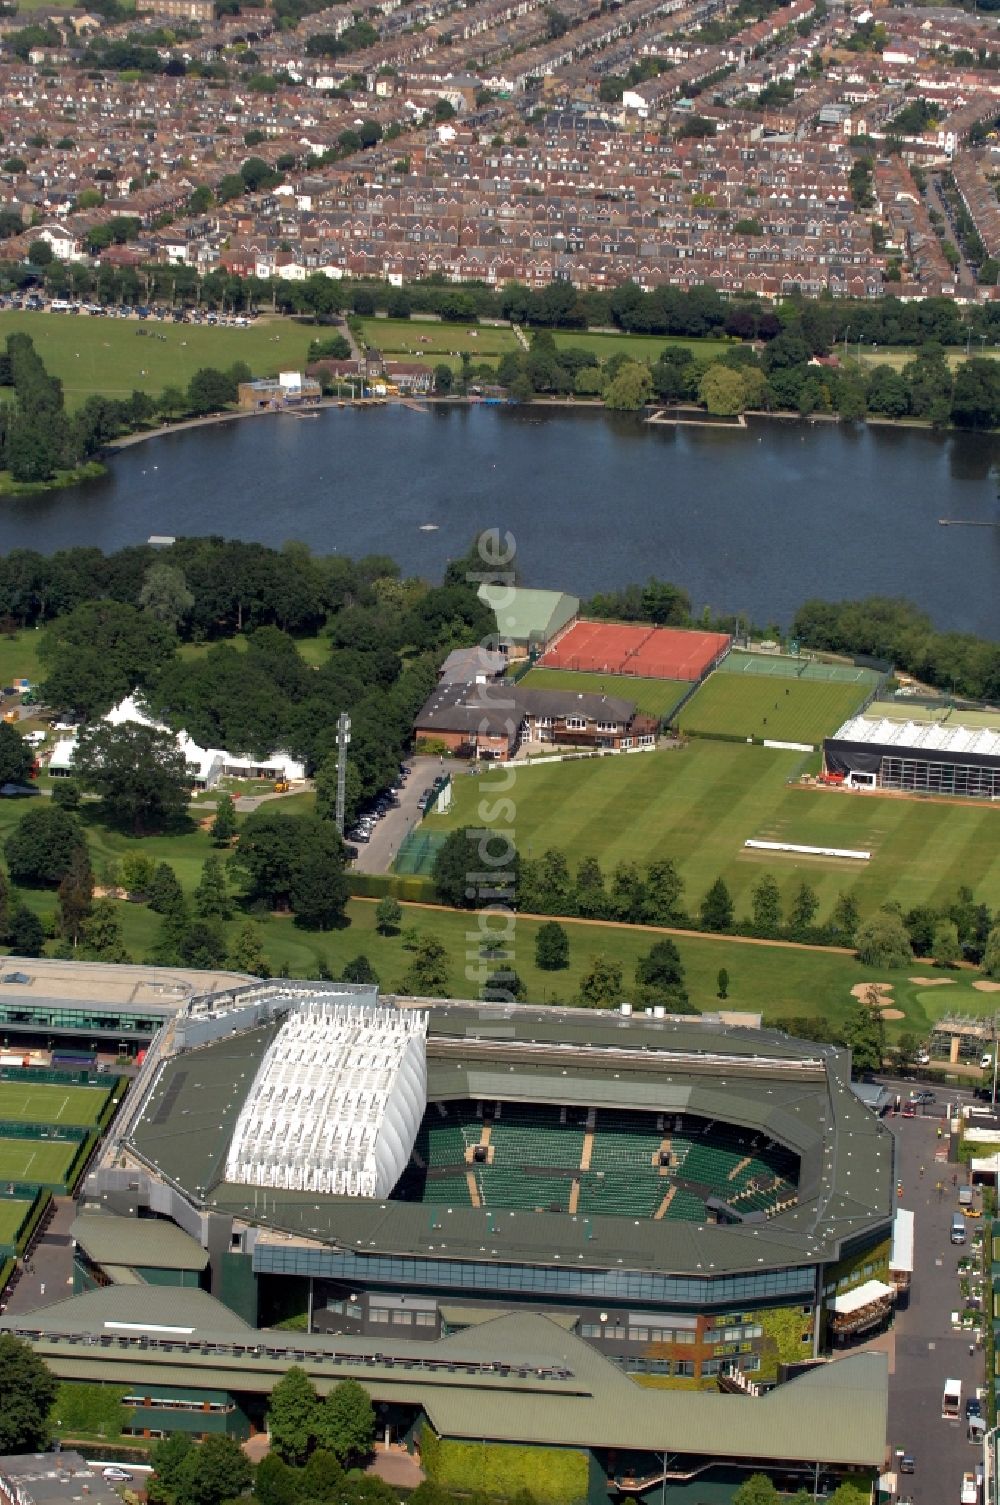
394, 828, 448, 877
718, 651, 881, 685
0, 1082, 110, 1128
0, 1200, 30, 1248
519, 668, 688, 719
677, 673, 872, 744
0, 1136, 77, 1185
429, 741, 1000, 918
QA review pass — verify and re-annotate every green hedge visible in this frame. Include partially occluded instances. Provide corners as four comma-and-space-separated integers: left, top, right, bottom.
63, 1132, 98, 1194
349, 873, 434, 902
50, 1382, 129, 1441
16, 1188, 51, 1256
422, 1429, 588, 1505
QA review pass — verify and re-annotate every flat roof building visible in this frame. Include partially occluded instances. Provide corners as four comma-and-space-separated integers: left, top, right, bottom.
824, 713, 1000, 798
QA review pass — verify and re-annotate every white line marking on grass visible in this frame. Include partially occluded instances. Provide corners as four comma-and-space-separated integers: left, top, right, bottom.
55, 1096, 69, 1120
22, 1150, 35, 1176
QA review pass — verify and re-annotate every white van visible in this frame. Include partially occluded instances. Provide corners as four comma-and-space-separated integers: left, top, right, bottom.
951, 1213, 967, 1245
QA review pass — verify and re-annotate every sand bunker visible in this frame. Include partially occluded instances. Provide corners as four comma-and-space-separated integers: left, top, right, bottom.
850, 982, 894, 1001
973, 980, 1000, 993
909, 976, 955, 986
881, 1009, 905, 1020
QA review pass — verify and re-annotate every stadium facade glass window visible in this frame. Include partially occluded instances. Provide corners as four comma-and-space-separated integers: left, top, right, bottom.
0, 1003, 161, 1034
879, 755, 1000, 799
253, 1246, 817, 1307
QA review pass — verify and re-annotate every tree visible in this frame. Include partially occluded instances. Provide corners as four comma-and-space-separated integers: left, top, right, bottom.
717, 967, 729, 999
535, 920, 569, 970
120, 852, 156, 896
983, 925, 1000, 981
254, 1455, 301, 1505
699, 363, 749, 416
210, 794, 238, 846
644, 858, 685, 925
788, 881, 819, 933
39, 600, 177, 719
0, 1333, 58, 1453
5, 803, 87, 886
375, 895, 402, 935
235, 812, 348, 927
80, 898, 130, 962
0, 862, 9, 940
933, 919, 961, 969
634, 938, 687, 1001
603, 361, 652, 411
148, 860, 184, 915
342, 954, 379, 985
291, 837, 349, 930
268, 1365, 320, 1465
187, 366, 237, 415
579, 954, 623, 1008
177, 1433, 252, 1505
7, 902, 44, 957
750, 873, 782, 935
227, 920, 271, 978
700, 877, 734, 933
575, 855, 608, 919
855, 908, 912, 969
319, 1379, 376, 1466
402, 933, 449, 996
733, 1478, 780, 1505
27, 239, 53, 267
842, 992, 886, 1076
832, 890, 860, 943
178, 917, 226, 970
139, 561, 194, 629
76, 721, 191, 835
150, 1433, 194, 1500
194, 855, 232, 920
57, 846, 94, 944
0, 721, 34, 787
433, 826, 518, 911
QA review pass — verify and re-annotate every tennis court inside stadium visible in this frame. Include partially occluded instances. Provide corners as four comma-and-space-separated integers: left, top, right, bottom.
540, 621, 731, 681
0, 1082, 110, 1127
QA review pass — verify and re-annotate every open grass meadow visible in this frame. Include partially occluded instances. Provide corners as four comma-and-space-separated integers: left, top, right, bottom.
677, 673, 870, 744
0, 311, 315, 409
0, 1135, 77, 1185
357, 316, 520, 373
0, 1081, 111, 1127
428, 742, 1000, 920
550, 330, 732, 364
519, 667, 689, 719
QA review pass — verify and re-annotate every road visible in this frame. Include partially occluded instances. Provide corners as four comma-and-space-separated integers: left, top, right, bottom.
887, 1104, 985, 1505
353, 755, 459, 875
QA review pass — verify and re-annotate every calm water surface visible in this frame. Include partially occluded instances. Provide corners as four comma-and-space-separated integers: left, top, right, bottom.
4, 406, 998, 634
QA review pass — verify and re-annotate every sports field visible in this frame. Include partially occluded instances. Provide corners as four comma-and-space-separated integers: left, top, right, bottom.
0, 1082, 110, 1128
356, 317, 520, 372
541, 621, 730, 680
0, 1136, 77, 1185
678, 675, 871, 744
519, 667, 688, 719
0, 311, 315, 410
430, 741, 1000, 917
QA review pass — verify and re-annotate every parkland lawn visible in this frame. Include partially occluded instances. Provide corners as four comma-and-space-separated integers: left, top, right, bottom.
428, 742, 1000, 918
0, 311, 315, 409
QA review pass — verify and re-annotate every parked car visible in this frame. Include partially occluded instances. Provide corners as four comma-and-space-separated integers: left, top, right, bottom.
966, 1397, 983, 1422
102, 1468, 132, 1482
899, 1455, 915, 1474
909, 1090, 936, 1105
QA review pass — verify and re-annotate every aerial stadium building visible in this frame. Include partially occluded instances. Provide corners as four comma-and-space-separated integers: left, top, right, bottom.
1, 982, 894, 1501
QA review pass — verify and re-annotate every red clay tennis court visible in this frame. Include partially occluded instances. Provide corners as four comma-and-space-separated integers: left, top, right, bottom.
540, 621, 731, 681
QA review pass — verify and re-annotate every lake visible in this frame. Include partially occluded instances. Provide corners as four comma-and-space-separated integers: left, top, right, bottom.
3, 405, 998, 634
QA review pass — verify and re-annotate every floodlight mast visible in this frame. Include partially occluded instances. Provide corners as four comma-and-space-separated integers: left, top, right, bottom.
336, 712, 351, 837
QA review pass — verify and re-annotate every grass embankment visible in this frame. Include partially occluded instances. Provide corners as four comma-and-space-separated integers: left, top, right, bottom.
428, 742, 1000, 919
0, 311, 316, 410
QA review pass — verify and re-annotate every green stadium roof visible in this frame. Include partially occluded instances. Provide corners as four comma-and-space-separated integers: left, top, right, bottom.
71, 1214, 210, 1272
0, 1288, 888, 1468
477, 585, 579, 647
128, 1004, 893, 1277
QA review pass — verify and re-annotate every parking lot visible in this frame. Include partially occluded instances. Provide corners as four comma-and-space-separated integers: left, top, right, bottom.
887, 1098, 987, 1505
351, 755, 454, 875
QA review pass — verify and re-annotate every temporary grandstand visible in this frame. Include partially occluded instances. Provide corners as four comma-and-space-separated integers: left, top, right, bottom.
540, 620, 731, 681
824, 713, 1000, 798
223, 999, 427, 1198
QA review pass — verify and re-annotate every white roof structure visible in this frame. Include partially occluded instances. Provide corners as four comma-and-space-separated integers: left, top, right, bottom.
50, 695, 306, 788
829, 1279, 894, 1315
831, 715, 1000, 762
224, 998, 428, 1198
890, 1209, 914, 1275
